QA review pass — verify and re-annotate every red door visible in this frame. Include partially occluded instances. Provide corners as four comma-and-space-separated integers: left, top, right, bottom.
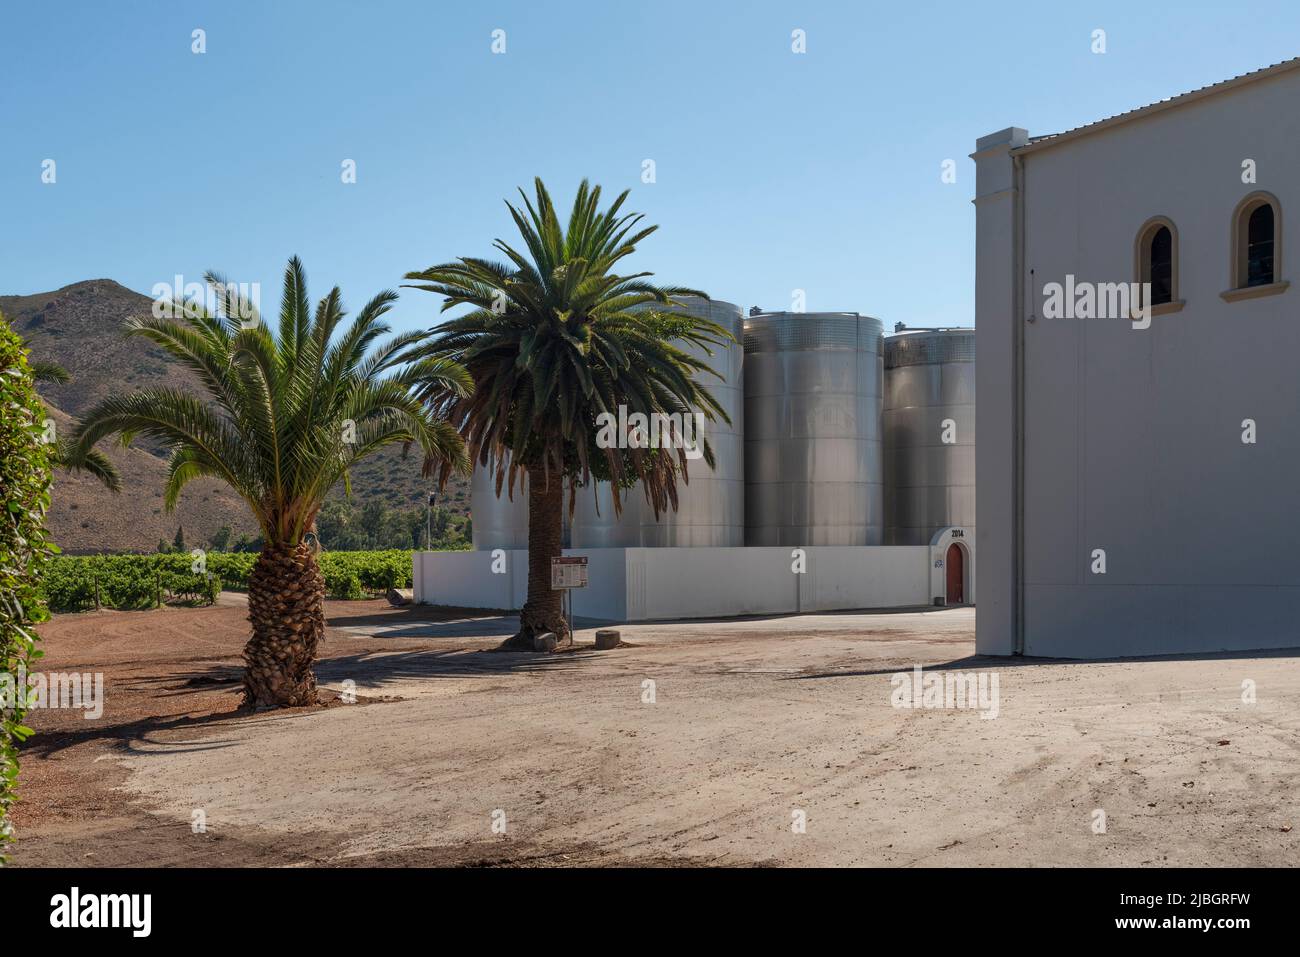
945, 544, 964, 604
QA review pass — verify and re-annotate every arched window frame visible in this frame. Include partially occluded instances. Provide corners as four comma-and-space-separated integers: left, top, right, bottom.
1223, 190, 1289, 302
1133, 216, 1183, 316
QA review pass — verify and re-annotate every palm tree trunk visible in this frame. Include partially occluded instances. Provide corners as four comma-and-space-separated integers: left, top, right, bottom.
501, 470, 570, 650
243, 542, 326, 708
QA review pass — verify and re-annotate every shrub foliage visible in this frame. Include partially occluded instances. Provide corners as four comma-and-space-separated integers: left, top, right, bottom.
0, 315, 56, 863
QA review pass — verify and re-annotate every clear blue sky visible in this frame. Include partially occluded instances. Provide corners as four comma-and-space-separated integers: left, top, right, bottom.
3, 1, 1298, 334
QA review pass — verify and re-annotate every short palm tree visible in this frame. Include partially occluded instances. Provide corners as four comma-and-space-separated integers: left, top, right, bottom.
70, 258, 470, 707
403, 179, 732, 649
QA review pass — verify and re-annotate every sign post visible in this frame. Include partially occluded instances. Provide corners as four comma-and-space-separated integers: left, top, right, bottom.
550, 556, 588, 639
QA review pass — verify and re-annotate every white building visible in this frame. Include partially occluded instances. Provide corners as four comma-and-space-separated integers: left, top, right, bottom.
974, 58, 1300, 657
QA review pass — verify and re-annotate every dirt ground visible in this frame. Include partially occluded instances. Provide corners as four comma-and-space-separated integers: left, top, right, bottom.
11, 596, 1300, 867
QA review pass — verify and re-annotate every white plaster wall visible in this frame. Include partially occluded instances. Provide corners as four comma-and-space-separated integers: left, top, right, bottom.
801, 546, 931, 611
413, 549, 518, 610
629, 547, 798, 619
561, 548, 628, 621
414, 548, 628, 620
977, 66, 1300, 658
972, 128, 1026, 656
414, 546, 937, 622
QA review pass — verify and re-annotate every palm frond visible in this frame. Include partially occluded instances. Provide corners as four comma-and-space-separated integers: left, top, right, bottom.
52, 438, 122, 492
29, 359, 70, 384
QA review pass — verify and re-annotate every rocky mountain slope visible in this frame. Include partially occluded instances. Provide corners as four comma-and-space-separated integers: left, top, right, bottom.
1, 279, 470, 553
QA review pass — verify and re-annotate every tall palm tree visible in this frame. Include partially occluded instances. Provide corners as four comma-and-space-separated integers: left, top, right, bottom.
70, 258, 470, 707
403, 179, 732, 649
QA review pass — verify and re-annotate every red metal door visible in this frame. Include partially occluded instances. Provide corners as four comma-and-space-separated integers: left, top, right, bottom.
945, 544, 964, 604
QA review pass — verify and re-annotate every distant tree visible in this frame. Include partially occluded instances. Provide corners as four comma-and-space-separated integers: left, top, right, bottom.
408, 509, 426, 549
429, 506, 452, 544
172, 526, 186, 553
314, 497, 466, 551
378, 509, 412, 549
359, 499, 385, 550
231, 533, 264, 554
209, 524, 232, 552
315, 500, 346, 547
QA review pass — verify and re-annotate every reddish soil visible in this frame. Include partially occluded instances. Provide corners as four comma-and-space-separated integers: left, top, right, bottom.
18, 600, 1290, 869
11, 597, 614, 867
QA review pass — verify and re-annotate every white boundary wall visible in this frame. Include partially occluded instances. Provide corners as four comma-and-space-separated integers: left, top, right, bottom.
414, 531, 973, 622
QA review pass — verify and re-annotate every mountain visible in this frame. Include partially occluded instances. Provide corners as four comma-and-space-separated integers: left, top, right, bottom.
40, 403, 260, 553
0, 280, 470, 554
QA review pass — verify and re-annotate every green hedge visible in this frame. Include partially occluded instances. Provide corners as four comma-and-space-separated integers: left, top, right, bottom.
1, 315, 55, 863
43, 549, 414, 611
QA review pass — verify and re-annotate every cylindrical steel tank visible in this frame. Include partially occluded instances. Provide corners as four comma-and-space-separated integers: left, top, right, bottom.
470, 456, 531, 551
743, 312, 885, 546
571, 297, 745, 547
882, 328, 975, 545
469, 454, 572, 551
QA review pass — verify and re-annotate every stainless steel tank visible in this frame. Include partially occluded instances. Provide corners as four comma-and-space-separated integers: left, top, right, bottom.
743, 312, 885, 546
882, 328, 975, 545
570, 297, 745, 547
470, 456, 531, 551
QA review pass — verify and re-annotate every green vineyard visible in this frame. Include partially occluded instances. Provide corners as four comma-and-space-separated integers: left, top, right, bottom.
42, 550, 419, 612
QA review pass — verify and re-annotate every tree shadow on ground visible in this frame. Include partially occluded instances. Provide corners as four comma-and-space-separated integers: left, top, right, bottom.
325, 604, 514, 630
314, 646, 609, 687
152, 643, 612, 701
22, 703, 250, 760
329, 614, 520, 640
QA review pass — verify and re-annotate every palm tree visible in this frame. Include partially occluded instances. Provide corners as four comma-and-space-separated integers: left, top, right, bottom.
403, 179, 732, 649
70, 258, 470, 707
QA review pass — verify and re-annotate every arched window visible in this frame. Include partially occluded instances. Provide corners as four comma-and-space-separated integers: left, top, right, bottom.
1246, 203, 1275, 286
1225, 192, 1287, 301
1148, 225, 1173, 304
1134, 216, 1180, 313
